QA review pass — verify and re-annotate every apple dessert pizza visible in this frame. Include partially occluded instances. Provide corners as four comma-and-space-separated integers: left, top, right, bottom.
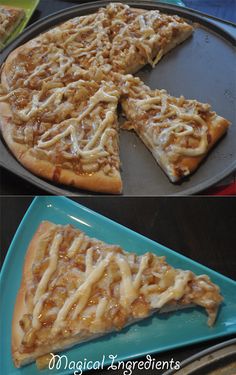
0, 3, 230, 193
121, 76, 230, 182
0, 5, 25, 48
12, 221, 222, 368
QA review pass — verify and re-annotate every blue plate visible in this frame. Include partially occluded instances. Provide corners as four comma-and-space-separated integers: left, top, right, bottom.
1, 196, 236, 375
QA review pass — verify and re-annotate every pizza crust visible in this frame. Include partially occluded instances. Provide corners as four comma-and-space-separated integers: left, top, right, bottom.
0, 102, 30, 162
173, 115, 230, 180
19, 151, 122, 194
0, 107, 122, 194
12, 222, 56, 367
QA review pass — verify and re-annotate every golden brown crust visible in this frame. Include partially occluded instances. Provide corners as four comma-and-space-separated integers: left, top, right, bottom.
0, 102, 28, 159
0, 107, 122, 194
12, 222, 57, 367
19, 151, 122, 194
177, 115, 230, 176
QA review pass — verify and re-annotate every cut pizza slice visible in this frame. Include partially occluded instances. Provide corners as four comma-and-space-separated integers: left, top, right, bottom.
110, 6, 194, 74
0, 75, 122, 193
0, 5, 25, 47
12, 221, 223, 368
120, 76, 230, 182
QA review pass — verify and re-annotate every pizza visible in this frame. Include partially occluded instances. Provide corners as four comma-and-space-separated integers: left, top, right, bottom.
0, 5, 25, 47
120, 75, 230, 182
12, 221, 223, 368
0, 3, 230, 193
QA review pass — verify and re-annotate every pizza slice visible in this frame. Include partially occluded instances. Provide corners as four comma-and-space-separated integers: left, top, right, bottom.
0, 74, 122, 193
12, 221, 222, 368
120, 76, 230, 182
110, 6, 193, 74
0, 5, 25, 47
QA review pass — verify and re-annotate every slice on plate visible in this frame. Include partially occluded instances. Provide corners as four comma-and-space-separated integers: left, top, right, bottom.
110, 6, 194, 73
0, 5, 25, 47
120, 76, 230, 182
12, 221, 222, 368
0, 72, 122, 193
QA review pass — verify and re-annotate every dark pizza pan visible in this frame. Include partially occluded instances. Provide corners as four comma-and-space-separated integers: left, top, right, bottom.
163, 337, 236, 375
0, 1, 235, 196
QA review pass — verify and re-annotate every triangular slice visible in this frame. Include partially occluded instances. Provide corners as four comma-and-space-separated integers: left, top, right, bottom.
110, 6, 193, 74
12, 221, 222, 368
120, 76, 230, 182
0, 71, 122, 193
0, 5, 25, 48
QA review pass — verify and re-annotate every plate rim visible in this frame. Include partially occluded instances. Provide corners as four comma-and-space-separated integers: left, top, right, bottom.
1, 195, 236, 285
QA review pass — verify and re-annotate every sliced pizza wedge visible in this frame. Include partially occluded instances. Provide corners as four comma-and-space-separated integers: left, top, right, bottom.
0, 75, 122, 193
12, 221, 223, 368
0, 5, 25, 47
120, 76, 230, 182
110, 7, 193, 74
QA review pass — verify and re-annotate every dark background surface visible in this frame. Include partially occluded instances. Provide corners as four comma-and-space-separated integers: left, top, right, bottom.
0, 0, 235, 196
1, 197, 236, 373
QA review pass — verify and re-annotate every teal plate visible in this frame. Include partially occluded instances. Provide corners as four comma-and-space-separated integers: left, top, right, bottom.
1, 197, 236, 374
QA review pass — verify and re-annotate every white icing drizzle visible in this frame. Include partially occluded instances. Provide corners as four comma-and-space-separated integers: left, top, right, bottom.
33, 86, 118, 160
116, 255, 138, 308
52, 253, 113, 334
85, 247, 94, 276
127, 86, 210, 160
33, 233, 62, 305
133, 254, 149, 289
148, 271, 192, 308
67, 233, 84, 258
94, 297, 108, 324
32, 292, 49, 330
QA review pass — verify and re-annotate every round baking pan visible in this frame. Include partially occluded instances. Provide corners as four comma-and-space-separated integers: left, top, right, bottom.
163, 338, 236, 375
0, 1, 235, 196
